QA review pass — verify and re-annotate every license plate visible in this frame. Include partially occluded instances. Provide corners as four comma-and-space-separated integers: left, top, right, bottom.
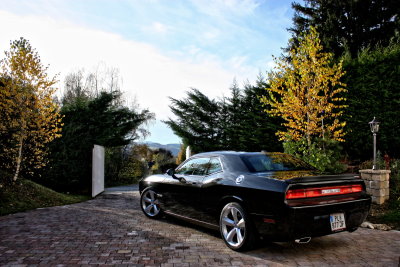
330, 213, 346, 231
322, 188, 341, 194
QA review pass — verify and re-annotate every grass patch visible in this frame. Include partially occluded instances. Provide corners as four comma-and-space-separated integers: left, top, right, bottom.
0, 179, 90, 216
367, 199, 400, 230
380, 209, 400, 224
378, 198, 400, 229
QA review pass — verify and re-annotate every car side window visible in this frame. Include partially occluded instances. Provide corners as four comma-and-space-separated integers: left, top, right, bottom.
175, 157, 210, 176
206, 157, 222, 175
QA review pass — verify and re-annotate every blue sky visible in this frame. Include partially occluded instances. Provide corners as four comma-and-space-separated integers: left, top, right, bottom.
0, 0, 299, 144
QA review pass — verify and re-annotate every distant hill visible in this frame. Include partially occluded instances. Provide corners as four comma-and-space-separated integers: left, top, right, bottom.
144, 142, 181, 156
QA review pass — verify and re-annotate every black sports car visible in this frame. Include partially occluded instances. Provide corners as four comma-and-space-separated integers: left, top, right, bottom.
139, 151, 371, 251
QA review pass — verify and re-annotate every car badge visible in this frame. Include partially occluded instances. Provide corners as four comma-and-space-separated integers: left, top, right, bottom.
236, 175, 244, 184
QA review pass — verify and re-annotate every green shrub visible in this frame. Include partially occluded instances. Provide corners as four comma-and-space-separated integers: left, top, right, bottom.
149, 148, 176, 174
105, 146, 147, 187
358, 151, 386, 170
104, 147, 124, 186
284, 138, 346, 174
0, 169, 12, 184
389, 159, 400, 202
118, 159, 145, 184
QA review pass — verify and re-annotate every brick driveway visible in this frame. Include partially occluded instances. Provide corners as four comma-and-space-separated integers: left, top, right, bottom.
0, 191, 399, 267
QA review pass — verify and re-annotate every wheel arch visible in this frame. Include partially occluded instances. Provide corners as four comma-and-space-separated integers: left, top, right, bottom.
218, 195, 248, 213
139, 184, 153, 195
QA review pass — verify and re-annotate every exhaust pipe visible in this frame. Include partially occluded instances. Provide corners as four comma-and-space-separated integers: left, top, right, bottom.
295, 237, 311, 244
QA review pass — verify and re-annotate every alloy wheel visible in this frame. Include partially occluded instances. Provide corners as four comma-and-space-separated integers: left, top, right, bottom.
220, 204, 246, 248
141, 189, 161, 217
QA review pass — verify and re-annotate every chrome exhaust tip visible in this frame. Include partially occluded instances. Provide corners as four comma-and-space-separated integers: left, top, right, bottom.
295, 237, 311, 244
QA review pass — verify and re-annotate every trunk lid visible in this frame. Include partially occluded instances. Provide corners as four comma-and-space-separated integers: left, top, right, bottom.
285, 173, 361, 184
280, 173, 368, 207
253, 170, 360, 183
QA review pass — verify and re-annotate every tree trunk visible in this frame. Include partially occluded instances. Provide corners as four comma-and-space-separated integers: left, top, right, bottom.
306, 112, 311, 148
13, 136, 23, 182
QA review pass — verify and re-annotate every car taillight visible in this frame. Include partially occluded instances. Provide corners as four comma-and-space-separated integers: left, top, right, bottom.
286, 184, 363, 199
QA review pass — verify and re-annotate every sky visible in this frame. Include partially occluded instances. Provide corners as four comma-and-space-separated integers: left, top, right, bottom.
0, 0, 298, 144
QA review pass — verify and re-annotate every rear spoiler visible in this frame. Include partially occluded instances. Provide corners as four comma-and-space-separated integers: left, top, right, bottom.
286, 174, 362, 184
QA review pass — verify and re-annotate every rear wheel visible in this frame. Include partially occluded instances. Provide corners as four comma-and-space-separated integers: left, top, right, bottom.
219, 202, 256, 251
140, 188, 162, 219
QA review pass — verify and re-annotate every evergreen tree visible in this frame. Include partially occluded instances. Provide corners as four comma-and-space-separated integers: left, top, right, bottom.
224, 81, 244, 150
165, 81, 282, 153
289, 0, 400, 57
164, 89, 222, 153
240, 79, 283, 152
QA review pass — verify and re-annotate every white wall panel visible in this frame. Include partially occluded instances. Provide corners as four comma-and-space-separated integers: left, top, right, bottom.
92, 145, 105, 197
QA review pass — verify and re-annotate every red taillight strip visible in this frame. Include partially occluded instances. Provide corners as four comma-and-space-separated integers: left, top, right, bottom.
286, 184, 363, 199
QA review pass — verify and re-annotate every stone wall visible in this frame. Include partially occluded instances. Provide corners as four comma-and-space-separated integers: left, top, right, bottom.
359, 169, 390, 204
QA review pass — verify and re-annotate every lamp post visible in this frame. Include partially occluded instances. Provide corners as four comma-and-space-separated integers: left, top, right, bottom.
369, 117, 380, 170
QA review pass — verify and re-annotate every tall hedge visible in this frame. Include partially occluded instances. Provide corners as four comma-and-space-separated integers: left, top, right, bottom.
343, 41, 400, 160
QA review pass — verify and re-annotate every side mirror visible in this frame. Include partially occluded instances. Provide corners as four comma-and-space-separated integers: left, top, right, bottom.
166, 168, 185, 182
166, 168, 175, 176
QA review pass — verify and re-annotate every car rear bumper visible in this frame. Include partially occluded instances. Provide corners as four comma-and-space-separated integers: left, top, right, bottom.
252, 197, 371, 241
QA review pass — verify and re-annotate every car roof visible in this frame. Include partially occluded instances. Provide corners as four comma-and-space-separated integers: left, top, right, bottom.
182, 151, 314, 173
186, 151, 252, 172
193, 151, 266, 157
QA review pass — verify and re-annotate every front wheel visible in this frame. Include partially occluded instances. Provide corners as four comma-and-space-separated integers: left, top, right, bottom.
140, 188, 162, 219
219, 202, 257, 251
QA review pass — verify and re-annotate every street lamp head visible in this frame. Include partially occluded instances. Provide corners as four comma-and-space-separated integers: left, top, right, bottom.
369, 117, 380, 133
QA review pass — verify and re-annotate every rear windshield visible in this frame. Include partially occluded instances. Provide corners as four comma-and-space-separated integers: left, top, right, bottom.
240, 152, 313, 172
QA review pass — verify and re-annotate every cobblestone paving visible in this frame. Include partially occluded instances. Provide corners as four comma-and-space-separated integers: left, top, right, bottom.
0, 192, 399, 266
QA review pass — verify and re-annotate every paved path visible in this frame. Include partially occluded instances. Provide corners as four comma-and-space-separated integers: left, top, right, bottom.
104, 184, 139, 194
0, 191, 399, 266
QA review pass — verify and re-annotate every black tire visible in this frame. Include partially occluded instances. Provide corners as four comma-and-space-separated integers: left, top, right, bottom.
140, 188, 162, 219
219, 202, 257, 251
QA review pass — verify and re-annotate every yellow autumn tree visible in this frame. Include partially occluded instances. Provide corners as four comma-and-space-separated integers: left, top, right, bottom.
261, 27, 347, 146
0, 38, 63, 181
175, 143, 187, 165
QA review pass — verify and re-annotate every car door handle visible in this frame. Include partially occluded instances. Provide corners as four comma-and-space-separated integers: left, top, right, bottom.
178, 178, 198, 185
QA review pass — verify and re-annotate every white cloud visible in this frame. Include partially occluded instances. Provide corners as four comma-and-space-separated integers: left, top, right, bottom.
265, 60, 276, 72
229, 56, 247, 70
203, 31, 219, 41
148, 22, 170, 34
0, 10, 258, 137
